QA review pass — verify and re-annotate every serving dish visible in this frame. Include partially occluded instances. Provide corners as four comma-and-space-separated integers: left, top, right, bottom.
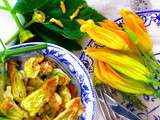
80, 10, 160, 120
8, 42, 95, 120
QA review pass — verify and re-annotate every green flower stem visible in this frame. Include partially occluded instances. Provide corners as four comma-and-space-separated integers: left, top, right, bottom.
2, 0, 22, 29
132, 45, 157, 76
125, 26, 160, 76
0, 39, 7, 88
143, 55, 160, 79
11, 12, 23, 29
2, 0, 25, 45
5, 29, 21, 45
24, 19, 35, 28
1, 58, 8, 89
149, 65, 160, 79
2, 0, 11, 9
144, 55, 160, 74
146, 62, 154, 74
3, 1, 42, 45
0, 5, 9, 11
136, 44, 160, 75
155, 92, 160, 97
151, 54, 160, 68
150, 51, 160, 67
150, 78, 160, 88
5, 19, 35, 45
0, 39, 6, 50
0, 44, 48, 59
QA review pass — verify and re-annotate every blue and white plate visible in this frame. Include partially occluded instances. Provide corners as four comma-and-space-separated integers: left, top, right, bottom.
80, 10, 160, 120
9, 42, 96, 120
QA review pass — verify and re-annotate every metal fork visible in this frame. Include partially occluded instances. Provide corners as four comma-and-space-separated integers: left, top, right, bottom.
96, 85, 142, 120
95, 85, 121, 120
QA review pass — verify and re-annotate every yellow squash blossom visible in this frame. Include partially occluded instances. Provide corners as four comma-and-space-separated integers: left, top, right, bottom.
99, 20, 121, 30
80, 20, 130, 51
85, 47, 151, 82
120, 9, 153, 52
99, 20, 137, 52
32, 10, 46, 23
94, 61, 155, 95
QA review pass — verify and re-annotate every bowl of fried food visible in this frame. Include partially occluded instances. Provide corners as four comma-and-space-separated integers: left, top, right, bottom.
0, 42, 95, 120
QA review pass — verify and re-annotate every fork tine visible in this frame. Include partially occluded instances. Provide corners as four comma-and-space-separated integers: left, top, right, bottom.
95, 87, 113, 120
100, 85, 120, 120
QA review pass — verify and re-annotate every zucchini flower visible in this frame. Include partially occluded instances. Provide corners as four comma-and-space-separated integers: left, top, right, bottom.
19, 29, 35, 44
65, 97, 84, 116
24, 55, 44, 79
40, 61, 54, 75
0, 75, 4, 103
49, 93, 62, 111
0, 86, 27, 120
54, 97, 84, 120
85, 48, 151, 82
21, 76, 59, 117
28, 77, 44, 89
80, 20, 130, 51
52, 68, 71, 85
58, 86, 71, 104
54, 109, 78, 120
120, 9, 153, 52
94, 61, 155, 95
99, 20, 136, 51
86, 48, 160, 89
21, 88, 49, 117
8, 60, 26, 102
32, 10, 46, 23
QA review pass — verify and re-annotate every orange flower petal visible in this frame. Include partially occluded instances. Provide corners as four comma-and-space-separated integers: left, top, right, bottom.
121, 9, 153, 52
99, 20, 121, 30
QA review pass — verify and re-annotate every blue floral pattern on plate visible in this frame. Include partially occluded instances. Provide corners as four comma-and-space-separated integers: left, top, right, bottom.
79, 10, 160, 120
9, 43, 96, 120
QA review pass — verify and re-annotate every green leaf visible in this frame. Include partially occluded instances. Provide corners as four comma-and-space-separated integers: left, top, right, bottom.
30, 25, 82, 51
13, 0, 52, 14
44, 18, 86, 40
79, 6, 106, 21
13, 0, 105, 50
43, 0, 105, 22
